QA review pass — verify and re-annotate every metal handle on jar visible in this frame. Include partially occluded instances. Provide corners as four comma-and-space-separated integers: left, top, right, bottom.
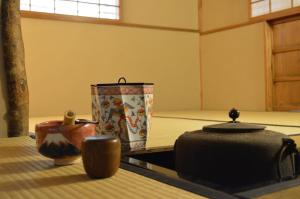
118, 77, 127, 84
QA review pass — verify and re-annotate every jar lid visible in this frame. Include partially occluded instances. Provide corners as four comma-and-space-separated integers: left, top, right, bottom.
91, 77, 154, 87
84, 135, 118, 142
202, 108, 266, 133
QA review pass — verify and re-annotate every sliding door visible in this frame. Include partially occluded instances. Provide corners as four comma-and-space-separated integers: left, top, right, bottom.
272, 18, 300, 111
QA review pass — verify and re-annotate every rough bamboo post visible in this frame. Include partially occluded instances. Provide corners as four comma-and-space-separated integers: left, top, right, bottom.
1, 0, 29, 137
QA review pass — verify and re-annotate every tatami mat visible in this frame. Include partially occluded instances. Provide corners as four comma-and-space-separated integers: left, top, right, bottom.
0, 137, 205, 199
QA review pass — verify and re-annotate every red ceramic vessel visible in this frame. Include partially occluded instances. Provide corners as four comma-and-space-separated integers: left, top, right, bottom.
35, 120, 96, 165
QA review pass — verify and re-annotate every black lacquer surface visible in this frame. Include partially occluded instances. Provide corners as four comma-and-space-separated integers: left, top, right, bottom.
121, 146, 300, 199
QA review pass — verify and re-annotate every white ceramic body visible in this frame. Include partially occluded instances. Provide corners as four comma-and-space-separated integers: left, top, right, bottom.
91, 84, 153, 151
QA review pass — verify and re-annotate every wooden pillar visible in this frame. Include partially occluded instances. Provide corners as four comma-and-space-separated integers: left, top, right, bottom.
1, 0, 29, 137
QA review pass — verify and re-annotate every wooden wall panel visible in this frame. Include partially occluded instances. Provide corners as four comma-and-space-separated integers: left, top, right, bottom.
272, 18, 300, 111
274, 51, 300, 77
273, 20, 300, 48
274, 81, 300, 111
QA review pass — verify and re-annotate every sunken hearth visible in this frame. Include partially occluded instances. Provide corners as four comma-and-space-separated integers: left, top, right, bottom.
121, 147, 300, 199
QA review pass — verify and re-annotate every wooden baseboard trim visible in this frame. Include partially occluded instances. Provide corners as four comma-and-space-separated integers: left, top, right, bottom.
273, 44, 300, 54
274, 76, 300, 82
21, 11, 199, 33
200, 20, 258, 35
200, 8, 300, 36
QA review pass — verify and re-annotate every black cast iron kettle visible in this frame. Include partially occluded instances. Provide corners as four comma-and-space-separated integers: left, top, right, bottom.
174, 109, 300, 190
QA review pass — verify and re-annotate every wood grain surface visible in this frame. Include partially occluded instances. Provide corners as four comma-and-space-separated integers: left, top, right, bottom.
1, 0, 29, 137
272, 18, 300, 111
82, 136, 120, 178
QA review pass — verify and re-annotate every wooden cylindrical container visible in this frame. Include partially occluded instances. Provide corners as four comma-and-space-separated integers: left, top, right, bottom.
82, 135, 121, 178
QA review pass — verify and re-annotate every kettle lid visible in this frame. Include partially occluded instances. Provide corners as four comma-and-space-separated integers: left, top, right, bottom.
202, 108, 266, 132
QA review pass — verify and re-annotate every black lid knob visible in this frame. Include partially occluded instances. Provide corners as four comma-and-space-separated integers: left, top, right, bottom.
229, 108, 239, 122
203, 108, 266, 132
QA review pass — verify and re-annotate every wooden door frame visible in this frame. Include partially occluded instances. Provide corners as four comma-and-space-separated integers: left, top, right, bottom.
264, 22, 274, 111
265, 15, 300, 111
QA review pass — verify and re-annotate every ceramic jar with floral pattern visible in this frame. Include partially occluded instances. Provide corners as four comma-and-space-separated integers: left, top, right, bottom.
91, 78, 154, 151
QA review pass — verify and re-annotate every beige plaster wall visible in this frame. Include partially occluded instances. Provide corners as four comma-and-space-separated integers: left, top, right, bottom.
201, 0, 249, 31
123, 0, 198, 29
201, 23, 266, 111
21, 0, 200, 117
